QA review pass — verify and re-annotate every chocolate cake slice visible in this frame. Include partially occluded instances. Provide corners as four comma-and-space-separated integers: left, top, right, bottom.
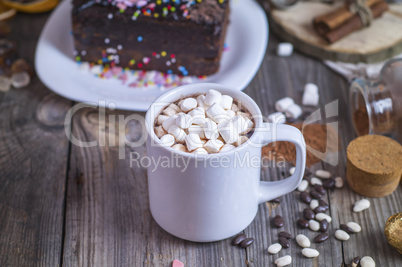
72, 0, 230, 76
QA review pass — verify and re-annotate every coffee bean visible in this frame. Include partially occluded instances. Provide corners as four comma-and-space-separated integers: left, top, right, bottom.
340, 224, 355, 234
297, 219, 309, 229
278, 236, 290, 248
273, 215, 284, 228
314, 232, 329, 243
300, 192, 312, 204
320, 219, 329, 232
278, 231, 291, 239
304, 168, 313, 178
314, 206, 327, 214
310, 189, 323, 200
232, 233, 246, 246
240, 237, 254, 248
303, 208, 315, 220
323, 178, 335, 189
314, 184, 326, 194
270, 197, 281, 203
319, 199, 329, 210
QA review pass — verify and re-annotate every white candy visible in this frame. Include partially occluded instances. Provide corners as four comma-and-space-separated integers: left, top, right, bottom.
220, 144, 235, 152
275, 97, 294, 112
346, 222, 361, 233
204, 139, 224, 153
185, 133, 203, 151
302, 248, 319, 258
168, 125, 186, 143
289, 167, 295, 175
232, 115, 253, 134
157, 115, 169, 125
309, 220, 320, 231
172, 144, 187, 152
285, 103, 302, 119
268, 243, 282, 254
154, 125, 167, 138
296, 234, 310, 248
310, 177, 323, 185
315, 170, 331, 179
160, 134, 175, 147
302, 91, 319, 106
197, 94, 209, 109
220, 95, 233, 110
297, 180, 309, 192
335, 229, 350, 241
193, 147, 208, 155
276, 42, 293, 57
203, 119, 219, 139
226, 109, 236, 118
218, 120, 238, 144
268, 112, 286, 124
204, 89, 222, 106
315, 213, 332, 223
353, 199, 370, 212
180, 97, 197, 112
188, 125, 205, 139
162, 114, 178, 131
360, 256, 375, 267
206, 103, 228, 123
176, 113, 193, 129
11, 72, 30, 88
335, 177, 344, 188
234, 135, 248, 147
304, 83, 319, 95
310, 199, 319, 210
274, 255, 291, 267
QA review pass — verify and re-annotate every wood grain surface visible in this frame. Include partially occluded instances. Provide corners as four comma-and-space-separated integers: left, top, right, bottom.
0, 5, 401, 267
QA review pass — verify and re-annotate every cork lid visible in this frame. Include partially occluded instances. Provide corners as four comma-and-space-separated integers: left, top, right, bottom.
347, 135, 402, 175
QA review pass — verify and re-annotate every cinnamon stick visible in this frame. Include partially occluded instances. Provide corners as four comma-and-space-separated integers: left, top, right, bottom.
324, 1, 389, 43
313, 0, 381, 35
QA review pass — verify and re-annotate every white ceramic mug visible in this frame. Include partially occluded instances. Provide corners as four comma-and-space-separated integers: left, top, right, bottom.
145, 83, 306, 242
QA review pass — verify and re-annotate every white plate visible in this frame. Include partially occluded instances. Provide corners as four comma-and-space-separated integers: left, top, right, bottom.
35, 0, 268, 111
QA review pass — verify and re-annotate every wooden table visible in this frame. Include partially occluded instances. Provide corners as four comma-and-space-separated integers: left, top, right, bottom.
0, 6, 401, 267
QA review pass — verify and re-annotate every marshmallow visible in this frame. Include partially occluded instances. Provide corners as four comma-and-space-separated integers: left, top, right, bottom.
231, 103, 239, 112
168, 125, 186, 143
206, 103, 228, 123
204, 89, 222, 106
204, 139, 224, 153
304, 83, 319, 95
226, 109, 236, 118
220, 144, 236, 152
172, 143, 187, 152
188, 107, 206, 125
275, 97, 294, 112
193, 147, 208, 155
163, 103, 181, 116
188, 107, 205, 116
267, 112, 286, 124
220, 95, 233, 110
162, 114, 178, 131
203, 119, 219, 139
218, 120, 238, 144
188, 125, 205, 139
197, 94, 209, 109
157, 115, 169, 125
236, 111, 251, 119
180, 97, 197, 112
234, 135, 248, 147
176, 113, 193, 129
232, 115, 253, 134
302, 91, 319, 106
160, 134, 175, 146
277, 42, 293, 57
185, 133, 203, 151
154, 125, 167, 138
285, 103, 302, 119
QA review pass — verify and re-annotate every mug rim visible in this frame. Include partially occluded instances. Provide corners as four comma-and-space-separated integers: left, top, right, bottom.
145, 83, 264, 158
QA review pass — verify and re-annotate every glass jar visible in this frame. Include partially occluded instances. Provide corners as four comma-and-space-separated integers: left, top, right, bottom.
349, 58, 402, 143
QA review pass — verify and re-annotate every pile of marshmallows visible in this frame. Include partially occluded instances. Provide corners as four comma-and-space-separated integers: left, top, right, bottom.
154, 89, 254, 154
267, 83, 320, 124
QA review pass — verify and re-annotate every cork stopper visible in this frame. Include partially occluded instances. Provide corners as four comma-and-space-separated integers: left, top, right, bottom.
346, 135, 402, 197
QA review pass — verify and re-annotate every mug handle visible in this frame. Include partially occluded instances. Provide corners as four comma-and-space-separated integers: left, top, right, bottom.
258, 123, 306, 204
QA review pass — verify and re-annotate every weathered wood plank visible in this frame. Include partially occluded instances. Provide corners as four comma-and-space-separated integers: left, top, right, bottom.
0, 14, 71, 267
62, 108, 247, 266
